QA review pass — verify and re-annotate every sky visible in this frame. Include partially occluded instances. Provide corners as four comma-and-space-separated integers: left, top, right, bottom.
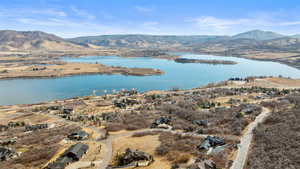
0, 0, 300, 38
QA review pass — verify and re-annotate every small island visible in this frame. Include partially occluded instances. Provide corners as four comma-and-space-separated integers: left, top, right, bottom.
174, 58, 237, 65
120, 49, 179, 60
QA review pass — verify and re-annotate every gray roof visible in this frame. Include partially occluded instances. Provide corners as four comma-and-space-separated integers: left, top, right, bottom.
63, 143, 89, 160
68, 130, 89, 140
74, 131, 88, 137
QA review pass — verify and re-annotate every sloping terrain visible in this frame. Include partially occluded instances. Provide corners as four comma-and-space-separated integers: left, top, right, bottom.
231, 30, 285, 41
68, 30, 290, 49
68, 34, 229, 48
292, 34, 300, 39
193, 37, 300, 53
0, 30, 86, 51
245, 95, 300, 169
262, 37, 300, 51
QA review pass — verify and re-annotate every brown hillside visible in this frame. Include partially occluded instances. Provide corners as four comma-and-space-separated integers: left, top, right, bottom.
0, 30, 87, 51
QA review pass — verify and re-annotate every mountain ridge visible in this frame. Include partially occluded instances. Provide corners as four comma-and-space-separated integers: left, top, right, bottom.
67, 29, 293, 48
0, 30, 87, 51
0, 29, 299, 51
231, 30, 285, 40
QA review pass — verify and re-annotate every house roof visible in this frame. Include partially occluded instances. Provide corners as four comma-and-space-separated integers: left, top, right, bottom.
68, 130, 88, 140
75, 131, 88, 137
63, 143, 89, 160
0, 147, 16, 161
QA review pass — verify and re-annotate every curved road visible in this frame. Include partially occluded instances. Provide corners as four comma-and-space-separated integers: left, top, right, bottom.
230, 107, 271, 169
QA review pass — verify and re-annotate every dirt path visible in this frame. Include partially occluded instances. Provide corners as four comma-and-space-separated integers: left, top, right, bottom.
230, 107, 271, 169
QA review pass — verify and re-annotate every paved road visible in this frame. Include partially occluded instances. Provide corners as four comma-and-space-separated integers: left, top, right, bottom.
230, 107, 271, 169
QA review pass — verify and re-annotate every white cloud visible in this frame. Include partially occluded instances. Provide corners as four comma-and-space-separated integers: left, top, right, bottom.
141, 22, 160, 32
17, 18, 79, 27
279, 21, 300, 26
143, 22, 158, 26
190, 16, 273, 30
17, 17, 103, 28
70, 6, 95, 20
31, 9, 67, 17
134, 6, 154, 13
0, 7, 67, 17
188, 15, 300, 35
13, 17, 134, 38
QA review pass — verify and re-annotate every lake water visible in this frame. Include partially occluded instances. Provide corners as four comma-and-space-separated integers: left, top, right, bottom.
1, 53, 300, 105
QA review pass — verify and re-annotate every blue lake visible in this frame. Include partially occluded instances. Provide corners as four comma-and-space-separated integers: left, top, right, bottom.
1, 53, 300, 105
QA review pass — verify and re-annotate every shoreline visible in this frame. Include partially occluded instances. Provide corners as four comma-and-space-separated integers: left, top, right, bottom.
192, 51, 300, 70
0, 69, 163, 80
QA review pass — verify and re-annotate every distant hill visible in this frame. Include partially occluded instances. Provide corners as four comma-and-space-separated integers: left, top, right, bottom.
68, 34, 229, 48
292, 34, 300, 39
1, 29, 299, 53
0, 30, 87, 51
262, 37, 300, 51
232, 30, 285, 41
68, 30, 294, 48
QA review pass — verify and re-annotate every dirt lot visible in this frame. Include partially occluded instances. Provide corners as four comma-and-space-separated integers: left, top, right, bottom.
230, 77, 300, 89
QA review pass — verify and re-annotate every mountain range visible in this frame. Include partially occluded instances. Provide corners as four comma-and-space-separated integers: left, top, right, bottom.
68, 30, 300, 50
231, 30, 285, 40
0, 29, 299, 51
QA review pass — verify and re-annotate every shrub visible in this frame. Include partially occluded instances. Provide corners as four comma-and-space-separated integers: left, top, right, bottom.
173, 153, 191, 164
132, 131, 159, 137
246, 94, 300, 169
155, 145, 169, 156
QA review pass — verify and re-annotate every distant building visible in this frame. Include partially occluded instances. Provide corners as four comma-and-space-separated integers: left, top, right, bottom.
0, 125, 8, 132
45, 143, 89, 169
0, 147, 17, 161
25, 124, 48, 132
45, 156, 72, 169
68, 130, 89, 141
